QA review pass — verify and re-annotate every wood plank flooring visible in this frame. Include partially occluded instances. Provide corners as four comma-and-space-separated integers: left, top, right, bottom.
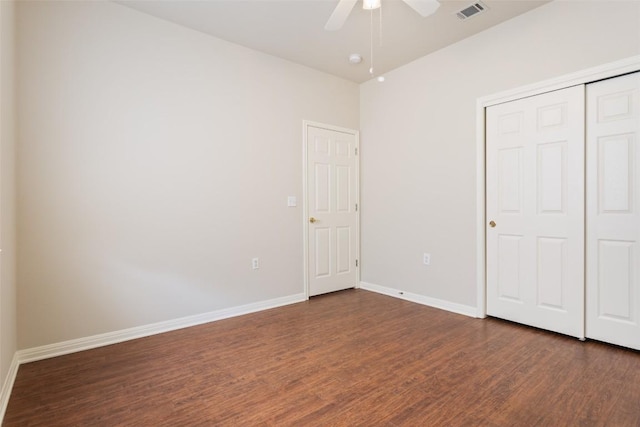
4, 289, 640, 426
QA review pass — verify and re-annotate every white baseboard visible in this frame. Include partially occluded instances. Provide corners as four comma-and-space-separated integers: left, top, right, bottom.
0, 353, 19, 422
17, 293, 307, 364
360, 281, 478, 318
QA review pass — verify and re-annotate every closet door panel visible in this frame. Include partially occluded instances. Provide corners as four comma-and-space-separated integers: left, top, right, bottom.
586, 72, 640, 350
486, 86, 585, 338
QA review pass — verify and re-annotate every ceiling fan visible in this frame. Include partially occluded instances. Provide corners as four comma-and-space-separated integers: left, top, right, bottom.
325, 0, 441, 31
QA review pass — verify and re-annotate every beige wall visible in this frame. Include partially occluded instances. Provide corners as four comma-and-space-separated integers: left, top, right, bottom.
0, 0, 17, 386
16, 1, 359, 349
360, 1, 640, 307
14, 0, 640, 351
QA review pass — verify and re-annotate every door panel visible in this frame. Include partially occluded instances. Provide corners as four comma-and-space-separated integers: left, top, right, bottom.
336, 226, 351, 274
486, 85, 585, 338
599, 134, 633, 213
498, 148, 523, 213
536, 237, 566, 310
537, 142, 566, 213
598, 240, 633, 321
314, 227, 331, 277
307, 125, 358, 296
497, 234, 523, 301
314, 163, 330, 212
586, 72, 640, 350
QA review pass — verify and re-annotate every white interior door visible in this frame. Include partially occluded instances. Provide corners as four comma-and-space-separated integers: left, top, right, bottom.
486, 86, 585, 338
306, 124, 358, 296
586, 72, 640, 350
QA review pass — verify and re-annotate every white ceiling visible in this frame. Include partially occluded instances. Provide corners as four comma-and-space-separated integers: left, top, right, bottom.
115, 0, 549, 83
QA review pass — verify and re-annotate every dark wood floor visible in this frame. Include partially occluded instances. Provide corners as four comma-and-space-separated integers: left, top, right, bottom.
4, 289, 640, 426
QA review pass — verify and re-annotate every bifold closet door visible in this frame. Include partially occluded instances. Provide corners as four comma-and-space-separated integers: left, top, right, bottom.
486, 86, 585, 339
586, 72, 640, 350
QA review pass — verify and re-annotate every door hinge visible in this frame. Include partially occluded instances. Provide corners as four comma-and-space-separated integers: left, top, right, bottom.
356, 259, 358, 267
355, 203, 358, 212
355, 147, 358, 155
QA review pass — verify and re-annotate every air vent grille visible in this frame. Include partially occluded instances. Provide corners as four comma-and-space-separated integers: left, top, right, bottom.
456, 2, 488, 20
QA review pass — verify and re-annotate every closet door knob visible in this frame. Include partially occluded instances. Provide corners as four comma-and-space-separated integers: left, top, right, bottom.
489, 220, 496, 228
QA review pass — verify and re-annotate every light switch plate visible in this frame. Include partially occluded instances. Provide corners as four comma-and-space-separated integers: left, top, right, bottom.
287, 196, 297, 207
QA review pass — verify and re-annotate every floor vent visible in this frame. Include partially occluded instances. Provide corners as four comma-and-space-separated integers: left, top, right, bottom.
456, 2, 488, 20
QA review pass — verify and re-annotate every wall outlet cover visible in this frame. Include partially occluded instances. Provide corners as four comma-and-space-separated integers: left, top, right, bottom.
423, 253, 431, 266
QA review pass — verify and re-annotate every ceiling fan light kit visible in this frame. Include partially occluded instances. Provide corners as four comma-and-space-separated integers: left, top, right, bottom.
325, 0, 440, 32
363, 0, 381, 10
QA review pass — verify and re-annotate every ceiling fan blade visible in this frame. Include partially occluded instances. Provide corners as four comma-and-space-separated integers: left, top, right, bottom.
402, 0, 440, 17
324, 0, 358, 31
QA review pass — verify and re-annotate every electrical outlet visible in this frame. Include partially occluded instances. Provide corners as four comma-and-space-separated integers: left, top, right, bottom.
252, 258, 259, 269
423, 253, 431, 266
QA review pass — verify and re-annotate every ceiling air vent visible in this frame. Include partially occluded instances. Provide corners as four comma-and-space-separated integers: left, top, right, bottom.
456, 2, 488, 20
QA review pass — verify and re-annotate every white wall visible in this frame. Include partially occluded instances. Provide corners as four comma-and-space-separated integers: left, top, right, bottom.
0, 0, 17, 390
16, 0, 359, 349
360, 1, 640, 308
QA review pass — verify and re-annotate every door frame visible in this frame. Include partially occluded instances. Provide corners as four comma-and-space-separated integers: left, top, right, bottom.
302, 120, 360, 299
475, 55, 640, 318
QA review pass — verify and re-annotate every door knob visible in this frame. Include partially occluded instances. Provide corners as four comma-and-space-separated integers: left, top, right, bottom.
309, 217, 317, 223
489, 220, 496, 228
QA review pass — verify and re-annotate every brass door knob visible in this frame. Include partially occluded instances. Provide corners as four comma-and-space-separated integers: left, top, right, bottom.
489, 220, 496, 228
309, 217, 317, 223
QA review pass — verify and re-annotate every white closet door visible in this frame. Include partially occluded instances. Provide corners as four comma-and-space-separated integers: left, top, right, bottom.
486, 86, 585, 338
586, 72, 640, 350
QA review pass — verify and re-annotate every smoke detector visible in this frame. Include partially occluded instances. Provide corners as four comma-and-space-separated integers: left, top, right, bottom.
349, 54, 363, 64
456, 2, 488, 20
